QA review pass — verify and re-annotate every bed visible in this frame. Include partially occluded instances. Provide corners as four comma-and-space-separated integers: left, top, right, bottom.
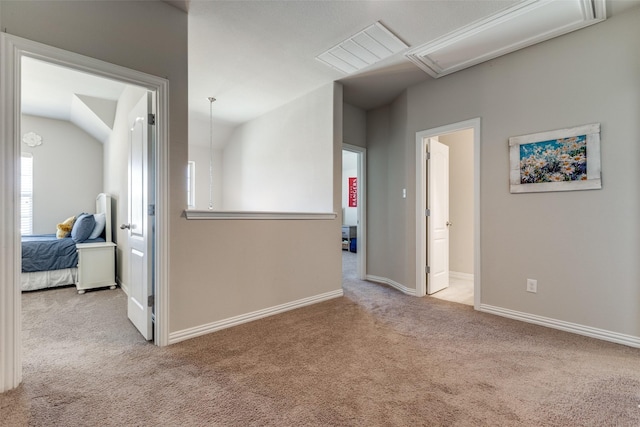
21, 193, 115, 292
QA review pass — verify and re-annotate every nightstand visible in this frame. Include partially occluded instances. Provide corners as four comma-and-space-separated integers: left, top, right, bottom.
75, 242, 117, 294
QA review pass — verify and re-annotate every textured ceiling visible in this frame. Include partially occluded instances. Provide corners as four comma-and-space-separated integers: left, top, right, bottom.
188, 0, 522, 136
187, 0, 640, 148
20, 1, 640, 150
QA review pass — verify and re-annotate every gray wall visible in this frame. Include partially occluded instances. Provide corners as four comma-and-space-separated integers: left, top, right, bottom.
172, 84, 343, 332
367, 8, 640, 337
343, 103, 366, 148
367, 92, 413, 287
21, 114, 103, 234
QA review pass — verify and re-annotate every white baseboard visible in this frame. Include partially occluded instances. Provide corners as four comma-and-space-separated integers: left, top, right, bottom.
450, 271, 474, 281
169, 289, 344, 344
480, 304, 640, 349
116, 277, 129, 296
366, 275, 417, 296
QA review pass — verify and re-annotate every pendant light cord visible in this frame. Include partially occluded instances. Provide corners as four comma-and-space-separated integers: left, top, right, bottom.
208, 97, 216, 210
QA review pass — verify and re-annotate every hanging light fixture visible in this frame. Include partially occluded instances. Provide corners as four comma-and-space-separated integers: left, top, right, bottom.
208, 97, 216, 210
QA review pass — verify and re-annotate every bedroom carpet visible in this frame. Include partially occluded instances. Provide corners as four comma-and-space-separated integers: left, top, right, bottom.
3, 258, 640, 426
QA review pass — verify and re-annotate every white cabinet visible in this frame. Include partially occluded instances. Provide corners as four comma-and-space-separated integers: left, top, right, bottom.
75, 242, 116, 294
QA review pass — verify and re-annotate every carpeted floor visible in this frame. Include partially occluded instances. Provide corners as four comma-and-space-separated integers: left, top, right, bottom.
2, 256, 640, 426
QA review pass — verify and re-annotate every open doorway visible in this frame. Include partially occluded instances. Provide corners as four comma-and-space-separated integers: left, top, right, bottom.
20, 55, 155, 332
428, 130, 474, 305
1, 33, 170, 391
415, 119, 481, 309
342, 144, 366, 281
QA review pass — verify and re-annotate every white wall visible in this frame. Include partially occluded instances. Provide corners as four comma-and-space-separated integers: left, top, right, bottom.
439, 129, 474, 275
21, 114, 103, 234
222, 84, 334, 212
188, 144, 223, 210
342, 150, 358, 226
368, 8, 640, 338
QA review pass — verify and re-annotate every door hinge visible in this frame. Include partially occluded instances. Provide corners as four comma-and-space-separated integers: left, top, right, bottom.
426, 152, 431, 160
148, 204, 155, 216
425, 209, 430, 217
148, 113, 156, 125
426, 266, 430, 274
148, 295, 154, 307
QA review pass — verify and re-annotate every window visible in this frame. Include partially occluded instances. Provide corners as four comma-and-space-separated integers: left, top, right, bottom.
21, 153, 33, 235
187, 161, 195, 209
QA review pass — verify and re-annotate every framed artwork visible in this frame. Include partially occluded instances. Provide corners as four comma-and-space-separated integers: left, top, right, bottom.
509, 123, 601, 193
348, 177, 357, 207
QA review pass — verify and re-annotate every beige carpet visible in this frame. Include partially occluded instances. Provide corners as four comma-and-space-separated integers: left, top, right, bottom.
2, 258, 640, 426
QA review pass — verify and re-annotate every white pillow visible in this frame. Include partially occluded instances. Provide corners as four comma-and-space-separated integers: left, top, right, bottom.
89, 212, 106, 240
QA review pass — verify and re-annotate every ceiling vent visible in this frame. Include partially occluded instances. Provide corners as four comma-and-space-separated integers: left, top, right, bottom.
317, 22, 408, 74
405, 0, 606, 78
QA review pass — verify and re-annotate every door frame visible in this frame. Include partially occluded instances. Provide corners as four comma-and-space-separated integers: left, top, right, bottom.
0, 33, 170, 392
415, 118, 481, 308
342, 143, 367, 280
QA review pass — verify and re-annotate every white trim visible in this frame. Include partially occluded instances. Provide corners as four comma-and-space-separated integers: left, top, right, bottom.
480, 304, 640, 349
169, 289, 344, 344
449, 271, 474, 282
184, 210, 337, 220
415, 118, 481, 310
405, 0, 606, 78
342, 143, 367, 280
366, 275, 417, 297
187, 160, 195, 209
116, 277, 130, 297
0, 32, 22, 393
0, 33, 170, 391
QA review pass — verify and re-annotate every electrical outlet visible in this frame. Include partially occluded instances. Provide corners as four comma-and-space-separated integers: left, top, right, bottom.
526, 279, 537, 293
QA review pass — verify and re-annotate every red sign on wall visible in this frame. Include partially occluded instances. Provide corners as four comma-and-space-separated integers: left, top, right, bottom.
348, 177, 357, 207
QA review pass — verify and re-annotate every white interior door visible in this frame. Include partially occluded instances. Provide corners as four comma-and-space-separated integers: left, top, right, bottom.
427, 138, 450, 294
124, 93, 154, 340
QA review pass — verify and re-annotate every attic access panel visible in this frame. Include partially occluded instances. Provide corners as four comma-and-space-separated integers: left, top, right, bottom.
316, 22, 408, 74
405, 0, 606, 78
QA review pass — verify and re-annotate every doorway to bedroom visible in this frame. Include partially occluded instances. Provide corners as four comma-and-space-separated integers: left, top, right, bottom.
20, 56, 155, 338
1, 33, 170, 391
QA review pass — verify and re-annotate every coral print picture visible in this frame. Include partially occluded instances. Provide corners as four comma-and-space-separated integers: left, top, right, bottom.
509, 123, 601, 193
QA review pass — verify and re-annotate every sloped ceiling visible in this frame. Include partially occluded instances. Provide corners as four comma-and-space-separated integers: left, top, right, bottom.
21, 57, 125, 143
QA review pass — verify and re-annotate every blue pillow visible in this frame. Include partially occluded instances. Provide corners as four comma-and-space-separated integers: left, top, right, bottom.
71, 213, 96, 242
88, 212, 106, 240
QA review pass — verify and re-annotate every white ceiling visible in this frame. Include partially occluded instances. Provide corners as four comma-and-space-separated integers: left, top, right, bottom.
187, 0, 524, 146
21, 57, 127, 143
186, 0, 640, 148
20, 1, 640, 150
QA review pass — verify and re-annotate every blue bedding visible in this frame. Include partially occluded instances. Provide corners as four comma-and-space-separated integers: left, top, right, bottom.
21, 234, 105, 273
